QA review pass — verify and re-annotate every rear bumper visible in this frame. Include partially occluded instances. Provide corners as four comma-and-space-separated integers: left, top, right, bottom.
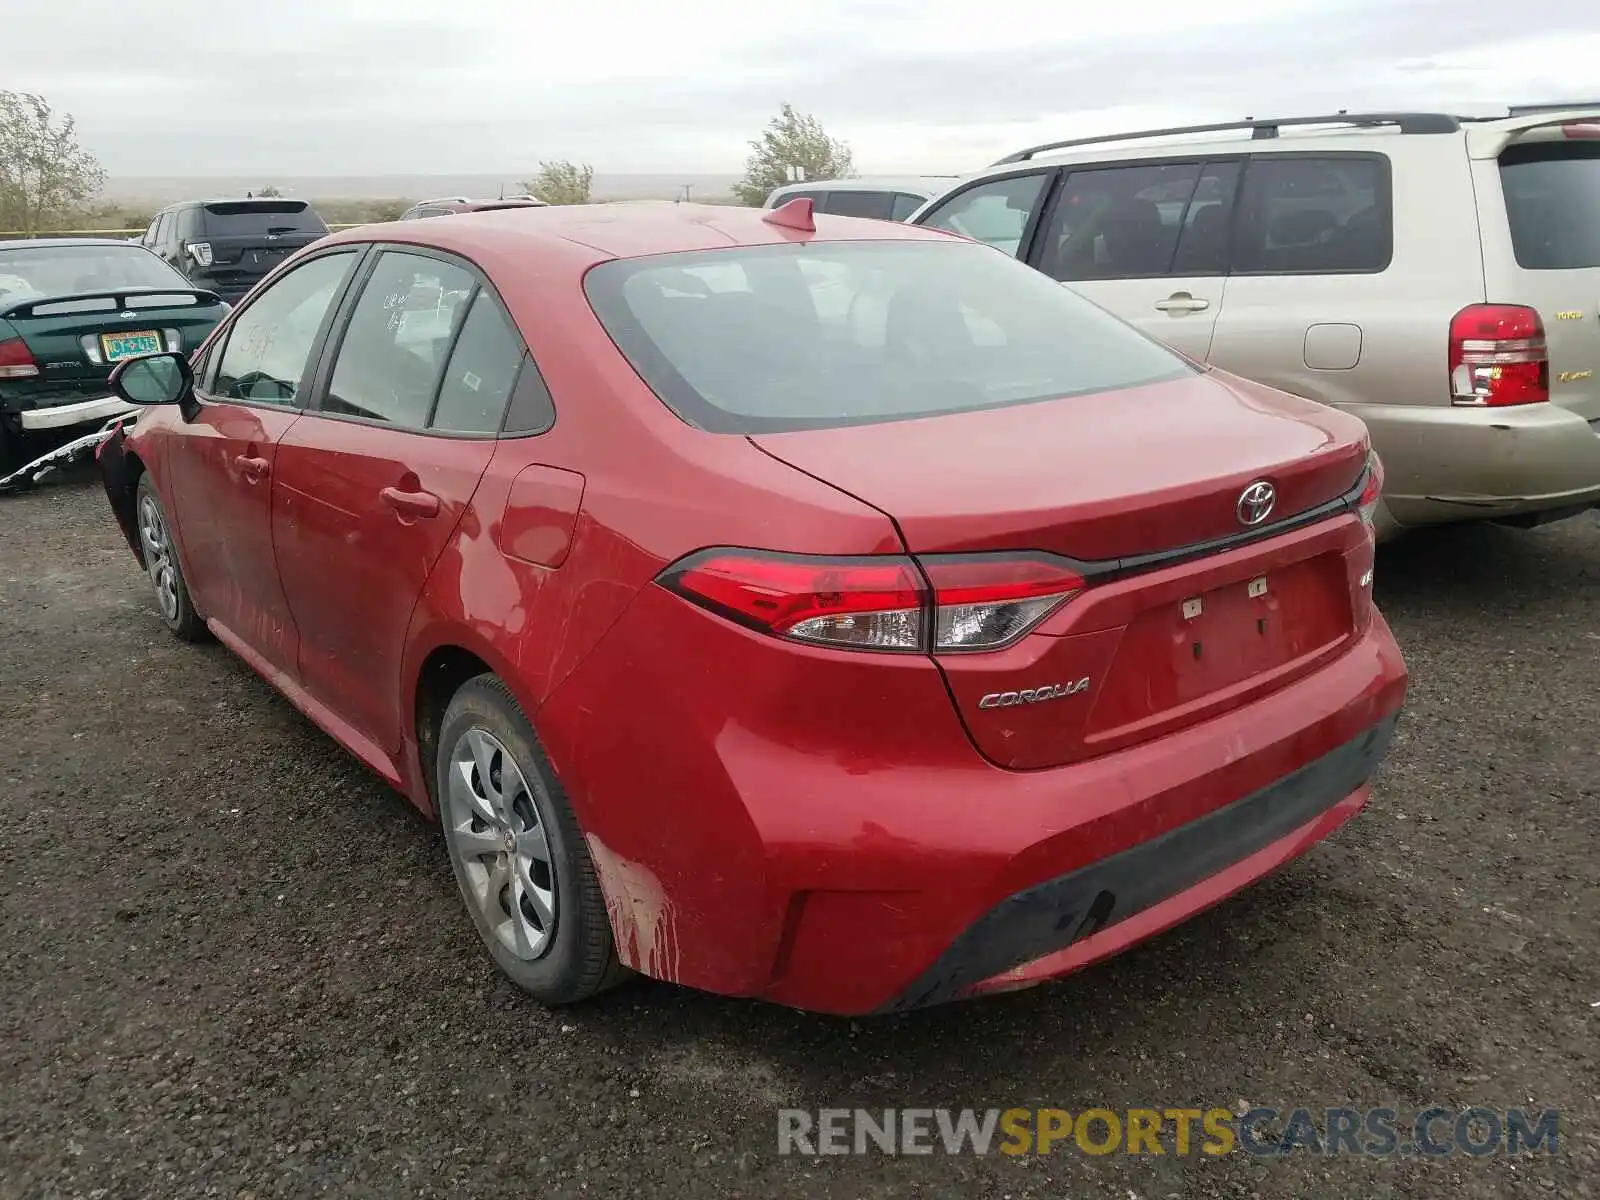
1351, 400, 1600, 527
18, 395, 137, 431
881, 714, 1395, 1010
538, 580, 1409, 1016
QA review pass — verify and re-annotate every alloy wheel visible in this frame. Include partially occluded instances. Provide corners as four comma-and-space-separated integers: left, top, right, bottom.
446, 727, 558, 960
137, 493, 180, 622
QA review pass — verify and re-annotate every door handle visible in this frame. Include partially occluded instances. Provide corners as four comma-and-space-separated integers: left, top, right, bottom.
234, 455, 269, 482
380, 486, 441, 520
1154, 293, 1210, 313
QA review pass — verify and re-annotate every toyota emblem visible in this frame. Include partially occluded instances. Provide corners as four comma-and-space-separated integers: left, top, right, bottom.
1236, 480, 1276, 527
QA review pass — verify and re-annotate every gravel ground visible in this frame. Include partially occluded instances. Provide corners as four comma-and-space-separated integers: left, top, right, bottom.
2, 474, 1597, 1200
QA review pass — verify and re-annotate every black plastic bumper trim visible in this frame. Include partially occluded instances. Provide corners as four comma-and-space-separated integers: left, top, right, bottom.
878, 712, 1400, 1012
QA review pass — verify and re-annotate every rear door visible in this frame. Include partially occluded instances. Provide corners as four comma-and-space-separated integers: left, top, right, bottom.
1483, 136, 1600, 424
196, 201, 330, 295
1028, 158, 1238, 361
272, 247, 517, 753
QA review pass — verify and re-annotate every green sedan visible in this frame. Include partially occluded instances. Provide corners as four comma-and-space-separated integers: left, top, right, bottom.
0, 238, 229, 471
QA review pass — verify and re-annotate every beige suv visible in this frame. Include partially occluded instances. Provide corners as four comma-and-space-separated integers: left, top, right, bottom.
909, 106, 1600, 539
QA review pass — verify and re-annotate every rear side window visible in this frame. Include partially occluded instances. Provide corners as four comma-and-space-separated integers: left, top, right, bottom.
824, 191, 894, 220
1500, 142, 1600, 270
768, 190, 826, 209
201, 201, 329, 237
890, 193, 926, 221
918, 172, 1049, 257
584, 239, 1192, 434
1232, 156, 1390, 274
431, 292, 524, 434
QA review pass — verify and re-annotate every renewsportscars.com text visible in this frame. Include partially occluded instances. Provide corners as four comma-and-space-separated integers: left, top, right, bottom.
777, 1106, 1559, 1158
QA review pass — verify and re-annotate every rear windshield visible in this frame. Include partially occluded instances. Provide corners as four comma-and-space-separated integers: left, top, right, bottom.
201, 200, 328, 237
584, 239, 1193, 433
0, 244, 188, 302
1500, 142, 1600, 270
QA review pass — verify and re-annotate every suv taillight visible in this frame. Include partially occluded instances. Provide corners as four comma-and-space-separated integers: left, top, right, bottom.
185, 241, 213, 267
1356, 450, 1383, 527
660, 550, 1083, 654
0, 337, 39, 379
1449, 304, 1548, 407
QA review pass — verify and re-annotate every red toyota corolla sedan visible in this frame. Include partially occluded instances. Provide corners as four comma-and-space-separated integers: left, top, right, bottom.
96, 200, 1407, 1015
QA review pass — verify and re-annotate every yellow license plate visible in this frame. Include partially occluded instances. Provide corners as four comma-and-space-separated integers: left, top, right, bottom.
102, 331, 163, 362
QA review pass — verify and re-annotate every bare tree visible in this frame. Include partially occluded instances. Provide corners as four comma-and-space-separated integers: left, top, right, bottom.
733, 104, 855, 207
521, 161, 594, 206
0, 92, 106, 235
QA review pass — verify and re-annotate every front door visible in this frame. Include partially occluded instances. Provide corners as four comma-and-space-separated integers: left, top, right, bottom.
166, 249, 363, 678
273, 248, 523, 752
1029, 159, 1240, 362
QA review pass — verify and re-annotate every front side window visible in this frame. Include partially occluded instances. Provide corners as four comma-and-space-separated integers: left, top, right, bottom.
585, 239, 1193, 434
917, 172, 1049, 257
1232, 156, 1390, 274
1040, 162, 1203, 281
211, 251, 357, 405
322, 251, 478, 427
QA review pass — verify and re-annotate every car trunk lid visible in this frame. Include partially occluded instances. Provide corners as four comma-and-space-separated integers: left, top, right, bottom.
0, 287, 222, 399
751, 369, 1376, 768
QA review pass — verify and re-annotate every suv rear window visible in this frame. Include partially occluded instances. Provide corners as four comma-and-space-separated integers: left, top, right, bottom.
1500, 142, 1600, 270
584, 239, 1192, 433
200, 201, 328, 237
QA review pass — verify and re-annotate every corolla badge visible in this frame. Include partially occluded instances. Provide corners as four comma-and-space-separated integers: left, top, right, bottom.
1236, 480, 1276, 527
978, 678, 1090, 709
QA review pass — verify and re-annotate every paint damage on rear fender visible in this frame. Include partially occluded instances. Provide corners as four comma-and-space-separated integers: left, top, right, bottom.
586, 833, 682, 982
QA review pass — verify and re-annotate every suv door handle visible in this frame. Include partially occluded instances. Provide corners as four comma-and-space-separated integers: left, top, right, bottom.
234, 455, 269, 482
1154, 293, 1210, 313
380, 486, 441, 520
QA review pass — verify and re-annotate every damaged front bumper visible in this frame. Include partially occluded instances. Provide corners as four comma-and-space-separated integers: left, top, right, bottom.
0, 413, 138, 497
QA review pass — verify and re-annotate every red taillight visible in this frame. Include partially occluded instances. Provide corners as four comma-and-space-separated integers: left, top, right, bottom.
660, 550, 1084, 653
1448, 304, 1548, 407
661, 552, 927, 652
0, 337, 39, 380
1356, 450, 1383, 527
919, 555, 1083, 652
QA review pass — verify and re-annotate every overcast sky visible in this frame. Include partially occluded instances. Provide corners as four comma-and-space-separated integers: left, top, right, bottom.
8, 0, 1598, 177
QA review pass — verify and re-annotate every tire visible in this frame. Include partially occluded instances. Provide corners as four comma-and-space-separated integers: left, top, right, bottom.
134, 474, 208, 641
436, 674, 628, 1005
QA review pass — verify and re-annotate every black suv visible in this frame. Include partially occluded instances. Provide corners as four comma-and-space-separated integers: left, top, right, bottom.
139, 198, 330, 303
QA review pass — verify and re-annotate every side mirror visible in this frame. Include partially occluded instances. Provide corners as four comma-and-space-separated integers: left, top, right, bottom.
109, 352, 196, 417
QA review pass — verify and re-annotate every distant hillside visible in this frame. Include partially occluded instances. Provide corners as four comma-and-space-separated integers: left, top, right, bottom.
101, 173, 743, 205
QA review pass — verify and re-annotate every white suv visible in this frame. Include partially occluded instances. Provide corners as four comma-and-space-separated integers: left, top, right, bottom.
909, 106, 1600, 539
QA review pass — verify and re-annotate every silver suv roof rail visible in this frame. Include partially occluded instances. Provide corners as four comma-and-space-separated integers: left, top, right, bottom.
992, 112, 1462, 165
